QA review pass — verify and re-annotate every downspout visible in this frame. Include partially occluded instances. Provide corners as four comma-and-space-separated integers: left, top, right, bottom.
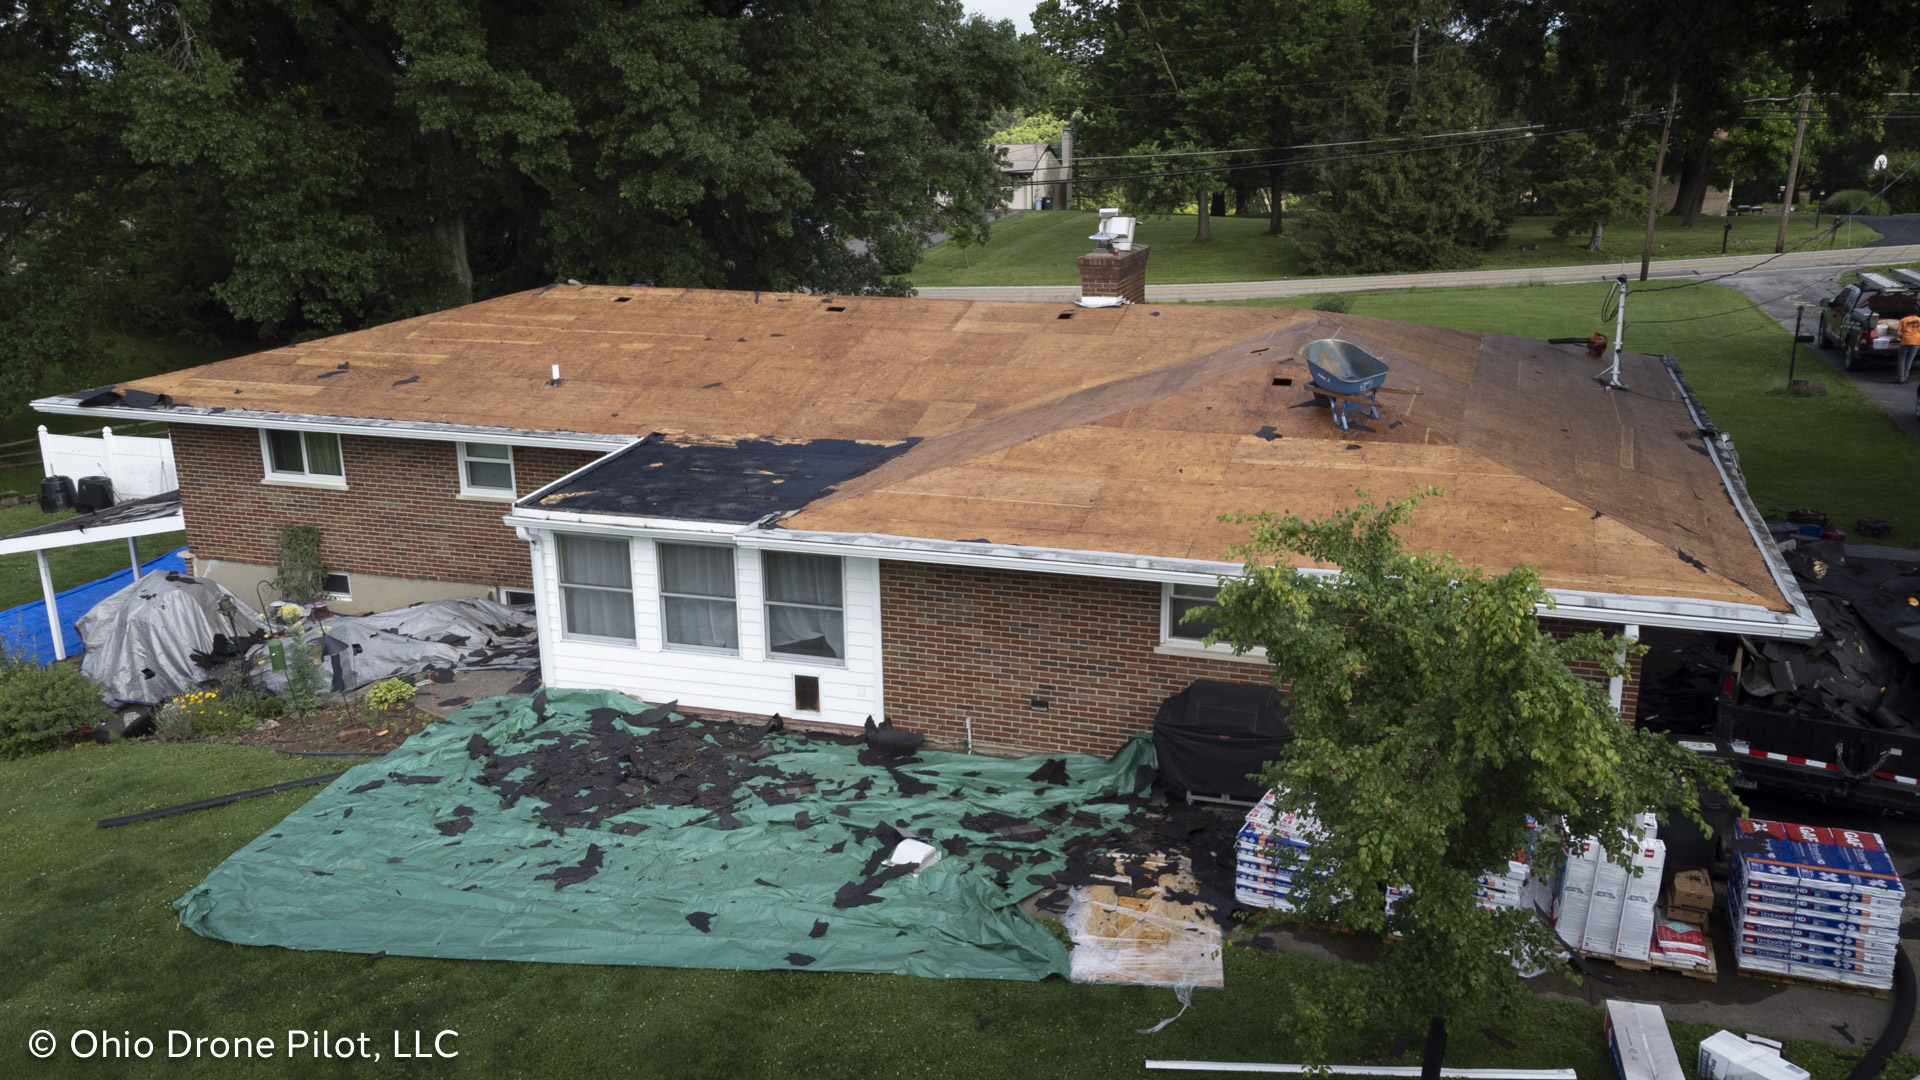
1609, 624, 1639, 716
521, 528, 557, 687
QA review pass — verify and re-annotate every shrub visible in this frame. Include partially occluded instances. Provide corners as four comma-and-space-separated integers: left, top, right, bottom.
1312, 294, 1352, 313
154, 689, 256, 739
366, 677, 417, 711
0, 654, 113, 759
1822, 189, 1892, 216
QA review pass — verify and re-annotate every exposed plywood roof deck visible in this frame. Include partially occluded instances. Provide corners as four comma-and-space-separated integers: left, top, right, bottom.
100, 284, 1787, 611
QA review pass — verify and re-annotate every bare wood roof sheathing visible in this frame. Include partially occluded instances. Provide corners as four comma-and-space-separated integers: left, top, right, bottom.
90, 285, 1786, 611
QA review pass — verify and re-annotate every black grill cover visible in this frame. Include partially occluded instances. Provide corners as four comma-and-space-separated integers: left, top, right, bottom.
1151, 680, 1292, 800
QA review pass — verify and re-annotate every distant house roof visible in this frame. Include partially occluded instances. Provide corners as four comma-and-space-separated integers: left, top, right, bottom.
994, 142, 1061, 176
34, 285, 1806, 628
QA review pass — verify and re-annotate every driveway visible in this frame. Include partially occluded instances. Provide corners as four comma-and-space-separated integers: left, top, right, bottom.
1717, 265, 1920, 439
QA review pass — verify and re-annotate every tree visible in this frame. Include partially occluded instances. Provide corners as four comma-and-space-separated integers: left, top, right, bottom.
1203, 491, 1734, 1076
1539, 133, 1647, 250
2, 0, 1031, 390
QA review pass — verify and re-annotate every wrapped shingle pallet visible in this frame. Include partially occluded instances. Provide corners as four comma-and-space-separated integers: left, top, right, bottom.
1728, 819, 1903, 991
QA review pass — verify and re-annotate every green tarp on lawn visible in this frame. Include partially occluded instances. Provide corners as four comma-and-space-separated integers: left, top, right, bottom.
175, 690, 1152, 980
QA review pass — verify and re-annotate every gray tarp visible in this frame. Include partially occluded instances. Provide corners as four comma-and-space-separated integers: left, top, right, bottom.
248, 596, 538, 695
78, 570, 269, 704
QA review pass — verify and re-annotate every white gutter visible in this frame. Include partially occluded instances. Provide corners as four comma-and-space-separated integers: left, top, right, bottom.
501, 511, 1820, 639
30, 396, 635, 454
0, 511, 187, 557
1658, 355, 1820, 637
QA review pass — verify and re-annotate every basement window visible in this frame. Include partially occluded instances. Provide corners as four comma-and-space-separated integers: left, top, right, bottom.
459, 442, 516, 498
260, 429, 346, 488
322, 572, 352, 600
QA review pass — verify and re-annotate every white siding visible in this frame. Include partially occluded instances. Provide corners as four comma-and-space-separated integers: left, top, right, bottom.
534, 528, 883, 727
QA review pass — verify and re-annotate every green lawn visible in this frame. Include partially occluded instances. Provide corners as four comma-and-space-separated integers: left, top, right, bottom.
914, 211, 1306, 286
906, 211, 1885, 287
0, 740, 1905, 1079
1209, 280, 1920, 545
0, 498, 186, 612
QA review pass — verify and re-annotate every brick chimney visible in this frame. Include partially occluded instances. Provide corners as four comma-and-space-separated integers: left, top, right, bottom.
1077, 208, 1149, 303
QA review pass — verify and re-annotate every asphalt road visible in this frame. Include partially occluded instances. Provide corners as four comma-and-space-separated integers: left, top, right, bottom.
914, 240, 1920, 304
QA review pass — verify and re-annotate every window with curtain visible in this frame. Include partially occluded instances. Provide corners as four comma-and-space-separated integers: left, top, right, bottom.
764, 552, 844, 661
1167, 583, 1227, 642
263, 429, 344, 481
557, 534, 635, 641
459, 442, 515, 496
659, 543, 738, 651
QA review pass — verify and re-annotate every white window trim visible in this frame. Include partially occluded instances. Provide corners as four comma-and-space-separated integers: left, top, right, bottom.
321, 571, 352, 601
1156, 581, 1268, 663
764, 552, 848, 668
458, 442, 517, 500
658, 541, 741, 656
258, 428, 347, 489
556, 534, 638, 645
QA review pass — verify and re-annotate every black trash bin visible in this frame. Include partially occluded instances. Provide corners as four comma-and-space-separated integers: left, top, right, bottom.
76, 475, 115, 513
1151, 679, 1292, 802
39, 475, 76, 513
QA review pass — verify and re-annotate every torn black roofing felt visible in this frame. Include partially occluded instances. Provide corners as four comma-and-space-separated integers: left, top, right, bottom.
517, 434, 919, 523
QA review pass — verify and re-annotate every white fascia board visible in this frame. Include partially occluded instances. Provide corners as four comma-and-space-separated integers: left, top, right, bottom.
30, 396, 635, 453
505, 516, 1819, 640
503, 509, 743, 542
0, 512, 186, 557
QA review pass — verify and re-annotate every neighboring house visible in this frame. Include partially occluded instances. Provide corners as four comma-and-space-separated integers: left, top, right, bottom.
34, 270, 1816, 756
995, 143, 1066, 211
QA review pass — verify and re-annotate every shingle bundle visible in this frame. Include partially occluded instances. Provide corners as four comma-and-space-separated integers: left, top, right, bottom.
1728, 819, 1904, 991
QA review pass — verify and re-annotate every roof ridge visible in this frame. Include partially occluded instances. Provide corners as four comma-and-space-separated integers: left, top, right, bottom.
803, 311, 1337, 509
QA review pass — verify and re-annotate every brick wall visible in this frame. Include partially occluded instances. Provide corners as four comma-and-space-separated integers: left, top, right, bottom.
878, 561, 1272, 756
1541, 616, 1645, 725
1076, 245, 1151, 303
170, 424, 601, 588
877, 563, 1643, 758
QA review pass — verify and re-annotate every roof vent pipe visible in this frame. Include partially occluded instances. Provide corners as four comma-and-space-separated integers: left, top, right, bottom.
549, 364, 562, 387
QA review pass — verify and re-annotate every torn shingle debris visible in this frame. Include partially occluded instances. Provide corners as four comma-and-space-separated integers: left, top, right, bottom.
173, 689, 1248, 982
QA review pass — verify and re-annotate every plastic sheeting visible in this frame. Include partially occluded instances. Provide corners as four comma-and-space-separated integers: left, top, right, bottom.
0, 548, 186, 666
248, 596, 537, 694
76, 567, 267, 704
175, 690, 1155, 980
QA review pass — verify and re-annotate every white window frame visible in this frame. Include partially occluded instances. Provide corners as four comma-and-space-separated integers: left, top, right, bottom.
1156, 581, 1267, 663
763, 551, 847, 667
556, 533, 638, 644
458, 442, 516, 499
658, 541, 740, 655
258, 428, 347, 489
321, 571, 352, 601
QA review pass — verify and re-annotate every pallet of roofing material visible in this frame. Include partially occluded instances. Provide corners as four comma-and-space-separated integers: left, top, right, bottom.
1063, 853, 1224, 988
1235, 789, 1322, 910
1554, 829, 1666, 964
1727, 819, 1904, 991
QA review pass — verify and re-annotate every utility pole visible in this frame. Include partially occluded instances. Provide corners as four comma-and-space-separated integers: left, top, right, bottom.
1775, 82, 1811, 254
1059, 123, 1074, 211
1639, 78, 1680, 282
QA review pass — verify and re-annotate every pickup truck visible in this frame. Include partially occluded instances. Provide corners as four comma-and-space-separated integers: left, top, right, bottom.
1818, 269, 1920, 371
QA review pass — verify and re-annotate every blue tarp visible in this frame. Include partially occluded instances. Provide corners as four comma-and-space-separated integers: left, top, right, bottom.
0, 548, 188, 665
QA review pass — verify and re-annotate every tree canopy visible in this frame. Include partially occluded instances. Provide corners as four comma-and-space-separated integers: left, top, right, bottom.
1, 0, 1031, 397
1204, 491, 1736, 1057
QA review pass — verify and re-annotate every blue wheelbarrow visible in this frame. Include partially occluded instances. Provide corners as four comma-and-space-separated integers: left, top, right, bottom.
1304, 339, 1389, 430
